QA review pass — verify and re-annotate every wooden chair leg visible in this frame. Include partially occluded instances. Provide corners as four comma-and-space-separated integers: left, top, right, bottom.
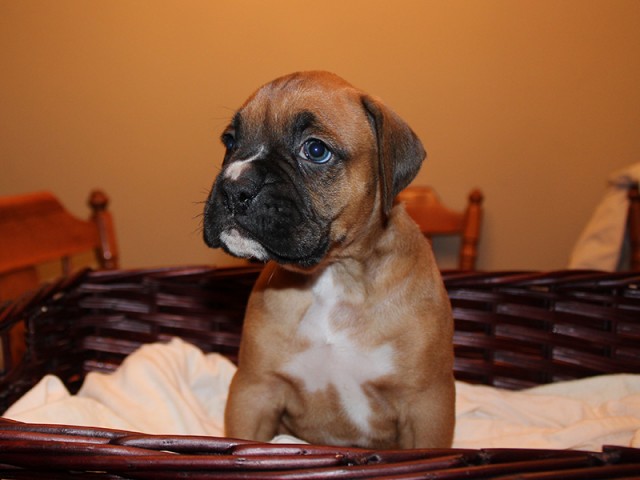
89, 190, 119, 269
460, 189, 484, 270
628, 183, 640, 271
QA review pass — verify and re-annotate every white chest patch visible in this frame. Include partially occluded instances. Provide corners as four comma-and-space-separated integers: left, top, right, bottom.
281, 267, 395, 435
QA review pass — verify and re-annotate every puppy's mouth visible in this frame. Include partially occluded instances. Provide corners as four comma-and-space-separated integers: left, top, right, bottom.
217, 224, 330, 268
218, 227, 269, 262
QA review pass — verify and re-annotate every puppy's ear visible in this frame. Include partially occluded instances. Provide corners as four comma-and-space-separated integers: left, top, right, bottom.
362, 95, 426, 217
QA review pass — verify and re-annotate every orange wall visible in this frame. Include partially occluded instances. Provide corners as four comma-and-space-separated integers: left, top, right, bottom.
2, 0, 639, 270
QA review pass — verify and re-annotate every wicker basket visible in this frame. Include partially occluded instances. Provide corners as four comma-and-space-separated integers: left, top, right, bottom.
1, 266, 640, 479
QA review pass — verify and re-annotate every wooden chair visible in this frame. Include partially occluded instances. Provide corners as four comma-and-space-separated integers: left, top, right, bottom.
396, 186, 483, 270
628, 183, 640, 270
0, 190, 118, 301
0, 190, 118, 369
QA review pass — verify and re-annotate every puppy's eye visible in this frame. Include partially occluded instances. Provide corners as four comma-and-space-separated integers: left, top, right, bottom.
299, 139, 332, 164
222, 133, 236, 151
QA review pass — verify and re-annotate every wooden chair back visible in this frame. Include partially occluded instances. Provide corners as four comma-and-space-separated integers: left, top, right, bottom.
628, 183, 640, 270
0, 189, 118, 370
397, 186, 483, 270
0, 190, 118, 302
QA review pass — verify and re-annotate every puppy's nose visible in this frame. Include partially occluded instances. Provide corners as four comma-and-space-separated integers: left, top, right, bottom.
221, 167, 264, 215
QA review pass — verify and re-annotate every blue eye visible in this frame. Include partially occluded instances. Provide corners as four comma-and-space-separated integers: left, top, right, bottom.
300, 139, 332, 164
222, 133, 236, 151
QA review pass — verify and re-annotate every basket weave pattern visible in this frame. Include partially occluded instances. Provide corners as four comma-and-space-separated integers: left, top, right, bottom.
1, 266, 640, 478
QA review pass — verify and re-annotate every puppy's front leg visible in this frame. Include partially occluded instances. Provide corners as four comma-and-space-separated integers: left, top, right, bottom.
224, 372, 284, 442
400, 379, 456, 448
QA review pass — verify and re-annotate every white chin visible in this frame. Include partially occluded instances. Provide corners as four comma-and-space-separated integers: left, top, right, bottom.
220, 229, 269, 261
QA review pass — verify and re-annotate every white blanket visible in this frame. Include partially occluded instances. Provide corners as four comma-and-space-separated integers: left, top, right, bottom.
568, 162, 640, 271
5, 338, 640, 451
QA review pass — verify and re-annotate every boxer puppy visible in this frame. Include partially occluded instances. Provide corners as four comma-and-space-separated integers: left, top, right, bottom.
203, 71, 455, 449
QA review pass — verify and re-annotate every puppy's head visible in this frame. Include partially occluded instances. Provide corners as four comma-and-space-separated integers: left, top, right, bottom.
203, 71, 425, 269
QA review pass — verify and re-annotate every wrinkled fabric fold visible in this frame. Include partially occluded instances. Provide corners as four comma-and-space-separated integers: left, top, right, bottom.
569, 162, 640, 271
